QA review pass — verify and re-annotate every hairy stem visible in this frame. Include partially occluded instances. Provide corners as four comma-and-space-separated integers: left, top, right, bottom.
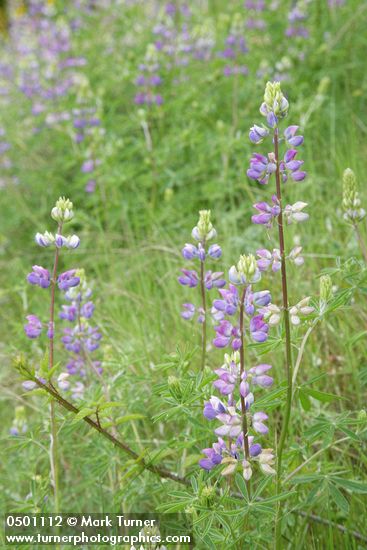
273, 127, 293, 549
49, 222, 62, 514
199, 250, 207, 370
239, 285, 251, 496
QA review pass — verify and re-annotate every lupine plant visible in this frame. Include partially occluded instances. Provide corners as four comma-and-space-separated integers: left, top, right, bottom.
247, 81, 314, 547
24, 197, 80, 512
199, 254, 276, 487
179, 210, 224, 369
59, 268, 103, 399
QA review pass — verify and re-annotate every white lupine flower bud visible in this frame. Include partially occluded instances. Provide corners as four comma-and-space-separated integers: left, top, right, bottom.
260, 303, 282, 326
289, 297, 314, 325
51, 196, 74, 223
192, 209, 217, 242
229, 254, 261, 285
262, 81, 289, 118
65, 235, 80, 249
221, 456, 238, 476
35, 231, 55, 247
243, 460, 252, 481
258, 449, 276, 475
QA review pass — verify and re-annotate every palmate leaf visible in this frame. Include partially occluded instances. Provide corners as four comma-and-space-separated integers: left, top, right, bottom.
324, 288, 353, 313
298, 388, 312, 411
247, 336, 282, 355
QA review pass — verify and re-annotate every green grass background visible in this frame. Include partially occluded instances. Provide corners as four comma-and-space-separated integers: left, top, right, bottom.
0, 1, 367, 548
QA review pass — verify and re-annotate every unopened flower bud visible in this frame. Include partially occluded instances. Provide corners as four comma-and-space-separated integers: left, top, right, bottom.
35, 231, 54, 247
260, 81, 289, 122
342, 168, 365, 224
51, 196, 74, 223
192, 210, 217, 242
229, 254, 261, 285
319, 275, 333, 305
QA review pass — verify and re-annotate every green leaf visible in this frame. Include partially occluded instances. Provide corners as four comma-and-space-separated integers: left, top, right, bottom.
305, 388, 339, 403
39, 352, 49, 377
325, 289, 353, 313
235, 473, 249, 500
333, 477, 367, 494
338, 427, 360, 442
72, 407, 95, 423
298, 388, 312, 411
329, 483, 349, 514
259, 491, 296, 505
98, 401, 125, 411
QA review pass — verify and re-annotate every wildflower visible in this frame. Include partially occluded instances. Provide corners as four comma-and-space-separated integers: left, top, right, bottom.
280, 149, 306, 182
181, 303, 205, 323
259, 303, 282, 326
51, 197, 74, 223
250, 314, 269, 342
249, 124, 269, 144
283, 202, 309, 224
213, 285, 240, 316
248, 364, 273, 387
65, 235, 80, 249
203, 396, 227, 420
59, 270, 103, 392
252, 412, 269, 434
260, 81, 289, 124
204, 271, 226, 289
252, 196, 281, 226
289, 297, 314, 325
288, 246, 304, 266
27, 265, 51, 288
229, 254, 261, 285
213, 320, 241, 350
247, 153, 277, 185
256, 248, 281, 272
192, 210, 217, 242
284, 125, 304, 147
178, 269, 198, 288
258, 448, 276, 474
24, 315, 42, 339
244, 288, 272, 314
35, 231, 54, 247
199, 438, 225, 470
57, 270, 80, 290
342, 168, 365, 224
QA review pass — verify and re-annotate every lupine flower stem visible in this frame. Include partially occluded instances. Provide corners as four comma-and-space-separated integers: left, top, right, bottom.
239, 285, 251, 495
273, 127, 293, 549
200, 247, 207, 370
48, 222, 62, 514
